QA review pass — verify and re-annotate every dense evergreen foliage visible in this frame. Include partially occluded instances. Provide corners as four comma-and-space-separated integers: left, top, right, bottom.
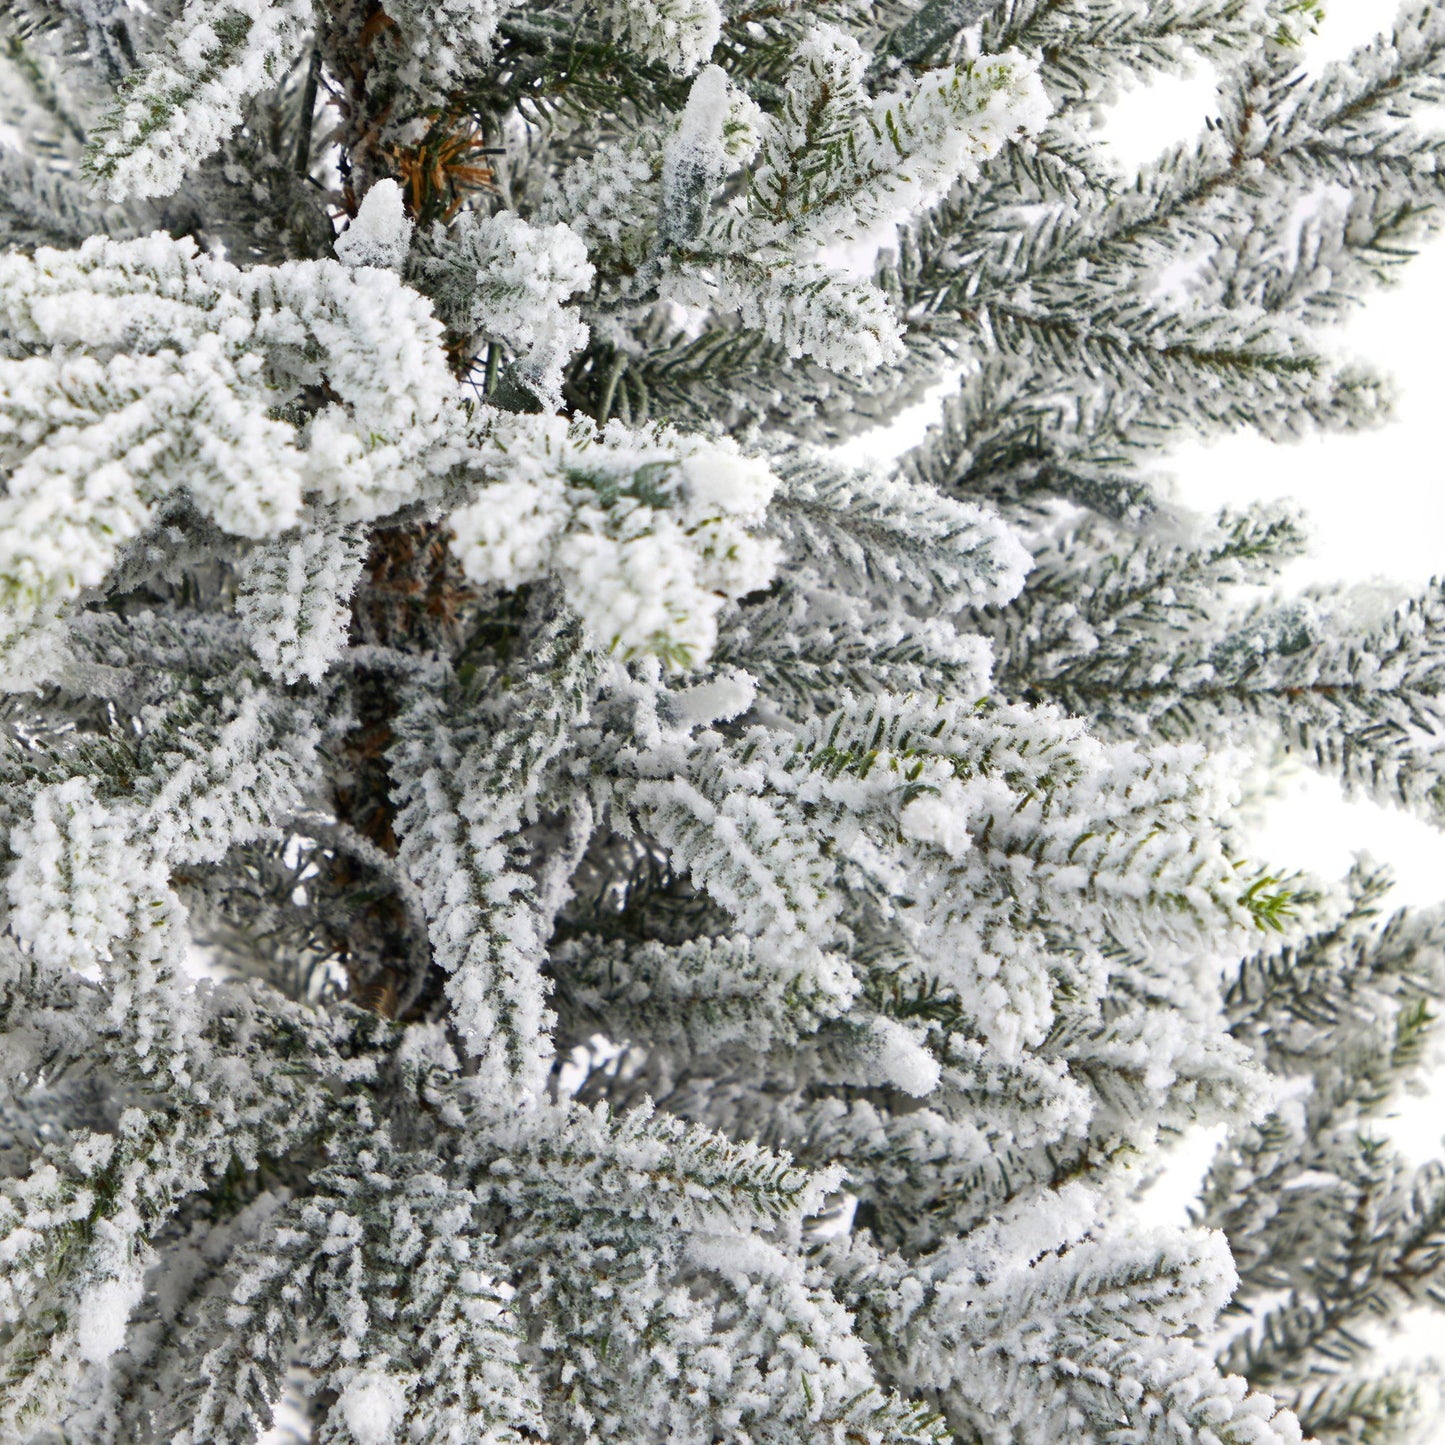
1, 1, 1443, 1441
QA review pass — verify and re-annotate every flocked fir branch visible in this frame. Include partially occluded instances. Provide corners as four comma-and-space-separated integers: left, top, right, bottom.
0, 1, 1444, 1443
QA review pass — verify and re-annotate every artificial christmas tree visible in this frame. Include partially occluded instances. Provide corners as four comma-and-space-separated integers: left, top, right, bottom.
0, 1, 1443, 1441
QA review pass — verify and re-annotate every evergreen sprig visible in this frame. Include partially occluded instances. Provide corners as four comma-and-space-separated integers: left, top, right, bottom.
1, 1, 1444, 1442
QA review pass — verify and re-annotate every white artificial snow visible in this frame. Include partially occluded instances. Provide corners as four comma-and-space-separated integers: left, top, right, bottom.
335, 180, 414, 271
666, 669, 758, 728
447, 473, 570, 590
90, 0, 314, 200
850, 51, 1054, 233
388, 631, 599, 1092
237, 521, 369, 684
75, 1270, 145, 1365
0, 234, 463, 669
667, 64, 734, 173
899, 781, 976, 860
133, 683, 322, 864
69, 1132, 117, 1178
770, 456, 1034, 613
660, 65, 736, 238
719, 259, 908, 371
420, 209, 592, 411
450, 415, 780, 666
379, 0, 513, 91
859, 1016, 942, 1098
593, 0, 722, 74
537, 26, 1046, 375
337, 1369, 408, 1445
5, 778, 158, 981
624, 688, 1268, 1068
